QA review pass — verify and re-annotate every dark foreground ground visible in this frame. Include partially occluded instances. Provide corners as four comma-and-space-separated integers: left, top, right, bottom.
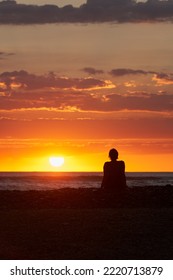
0, 186, 173, 260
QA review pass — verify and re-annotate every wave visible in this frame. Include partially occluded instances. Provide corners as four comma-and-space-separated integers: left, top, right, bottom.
0, 172, 173, 191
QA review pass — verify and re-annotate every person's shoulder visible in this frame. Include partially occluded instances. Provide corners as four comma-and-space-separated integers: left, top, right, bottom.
103, 161, 112, 169
104, 161, 111, 166
118, 160, 125, 166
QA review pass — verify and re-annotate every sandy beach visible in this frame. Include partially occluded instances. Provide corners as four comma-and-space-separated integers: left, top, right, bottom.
0, 186, 173, 260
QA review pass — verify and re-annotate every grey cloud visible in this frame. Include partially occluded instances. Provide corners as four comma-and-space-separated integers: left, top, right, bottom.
0, 70, 109, 91
82, 67, 104, 75
1, 0, 173, 24
0, 70, 111, 109
109, 68, 156, 76
0, 51, 15, 59
102, 92, 173, 111
0, 69, 173, 112
76, 91, 173, 112
155, 72, 173, 80
1, 91, 173, 112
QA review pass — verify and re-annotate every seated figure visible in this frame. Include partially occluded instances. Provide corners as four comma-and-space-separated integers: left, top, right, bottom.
101, 148, 126, 190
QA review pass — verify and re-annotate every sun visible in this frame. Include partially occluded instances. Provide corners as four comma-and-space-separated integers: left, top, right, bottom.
49, 156, 65, 167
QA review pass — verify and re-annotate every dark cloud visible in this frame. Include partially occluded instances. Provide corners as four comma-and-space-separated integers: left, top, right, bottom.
74, 90, 173, 113
0, 70, 113, 109
109, 68, 156, 76
0, 69, 173, 113
100, 92, 173, 112
82, 67, 104, 75
0, 70, 110, 92
1, 0, 173, 24
152, 72, 173, 85
155, 72, 173, 80
0, 51, 15, 59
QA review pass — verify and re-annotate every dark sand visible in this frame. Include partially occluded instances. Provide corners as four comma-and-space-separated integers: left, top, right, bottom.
0, 186, 173, 260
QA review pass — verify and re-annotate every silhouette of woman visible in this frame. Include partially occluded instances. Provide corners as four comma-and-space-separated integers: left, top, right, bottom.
101, 148, 126, 190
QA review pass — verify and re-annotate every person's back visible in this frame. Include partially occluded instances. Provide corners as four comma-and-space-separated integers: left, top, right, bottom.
101, 148, 126, 190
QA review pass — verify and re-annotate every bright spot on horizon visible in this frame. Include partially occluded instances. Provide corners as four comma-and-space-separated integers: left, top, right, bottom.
49, 156, 65, 167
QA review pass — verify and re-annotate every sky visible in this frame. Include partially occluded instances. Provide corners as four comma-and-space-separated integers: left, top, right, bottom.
0, 0, 173, 172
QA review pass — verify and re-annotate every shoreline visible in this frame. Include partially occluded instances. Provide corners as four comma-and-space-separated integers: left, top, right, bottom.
0, 186, 173, 260
0, 185, 172, 209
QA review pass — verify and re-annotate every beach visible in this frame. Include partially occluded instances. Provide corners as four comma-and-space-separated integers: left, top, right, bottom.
0, 186, 173, 260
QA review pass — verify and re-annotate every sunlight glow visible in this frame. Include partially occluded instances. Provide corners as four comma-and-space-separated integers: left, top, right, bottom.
49, 156, 65, 167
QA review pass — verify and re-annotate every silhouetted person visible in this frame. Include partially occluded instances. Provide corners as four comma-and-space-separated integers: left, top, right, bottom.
101, 148, 126, 191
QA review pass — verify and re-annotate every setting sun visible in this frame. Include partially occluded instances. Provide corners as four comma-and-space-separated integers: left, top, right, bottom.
49, 157, 65, 167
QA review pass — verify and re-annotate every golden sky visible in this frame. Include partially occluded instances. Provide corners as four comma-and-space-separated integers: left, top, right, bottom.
0, 0, 173, 171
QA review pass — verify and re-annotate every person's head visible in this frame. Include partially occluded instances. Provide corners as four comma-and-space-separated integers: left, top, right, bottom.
109, 148, 118, 161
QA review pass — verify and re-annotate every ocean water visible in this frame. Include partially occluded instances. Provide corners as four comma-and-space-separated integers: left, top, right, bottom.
0, 172, 173, 191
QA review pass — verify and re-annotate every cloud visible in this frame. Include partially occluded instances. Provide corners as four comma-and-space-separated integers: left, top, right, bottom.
100, 92, 173, 112
109, 68, 156, 76
152, 73, 173, 85
0, 51, 15, 59
0, 69, 173, 113
0, 70, 112, 92
72, 89, 173, 113
82, 67, 104, 75
1, 0, 173, 24
0, 70, 115, 110
124, 81, 137, 87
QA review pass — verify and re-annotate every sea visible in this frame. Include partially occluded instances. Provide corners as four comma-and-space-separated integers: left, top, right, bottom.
0, 172, 173, 191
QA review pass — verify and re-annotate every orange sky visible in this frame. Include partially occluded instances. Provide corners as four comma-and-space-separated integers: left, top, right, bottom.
0, 1, 173, 172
